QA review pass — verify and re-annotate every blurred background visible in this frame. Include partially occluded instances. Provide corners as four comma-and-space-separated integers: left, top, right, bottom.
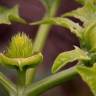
0, 0, 93, 96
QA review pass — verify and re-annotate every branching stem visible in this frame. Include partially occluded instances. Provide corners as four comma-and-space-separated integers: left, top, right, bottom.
25, 66, 77, 96
0, 72, 16, 96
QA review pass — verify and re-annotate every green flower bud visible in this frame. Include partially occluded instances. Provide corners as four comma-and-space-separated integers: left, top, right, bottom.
0, 33, 43, 71
6, 33, 33, 58
0, 52, 43, 71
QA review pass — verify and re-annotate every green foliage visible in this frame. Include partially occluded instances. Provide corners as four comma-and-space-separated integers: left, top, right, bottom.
31, 4, 96, 96
83, 21, 96, 51
76, 64, 96, 95
58, 0, 96, 95
0, 5, 26, 24
75, 0, 85, 4
63, 1, 96, 26
6, 33, 33, 58
52, 46, 90, 73
35, 1, 96, 95
0, 0, 96, 96
75, 0, 96, 5
37, 0, 96, 95
31, 17, 82, 38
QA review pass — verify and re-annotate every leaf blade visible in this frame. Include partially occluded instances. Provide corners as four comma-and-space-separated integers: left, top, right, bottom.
76, 65, 96, 95
62, 2, 96, 26
75, 0, 96, 5
31, 17, 82, 38
52, 46, 90, 73
0, 5, 26, 24
83, 21, 96, 51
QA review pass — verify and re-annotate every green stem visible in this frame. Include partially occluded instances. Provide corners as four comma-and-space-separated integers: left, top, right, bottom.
0, 72, 16, 95
26, 0, 61, 85
25, 66, 77, 96
26, 24, 51, 85
17, 70, 26, 86
32, 25, 50, 53
17, 70, 26, 96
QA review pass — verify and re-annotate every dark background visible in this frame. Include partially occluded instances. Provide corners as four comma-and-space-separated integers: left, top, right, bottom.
0, 0, 93, 96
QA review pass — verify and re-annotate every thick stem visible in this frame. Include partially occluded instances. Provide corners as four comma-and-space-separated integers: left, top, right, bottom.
26, 0, 61, 85
17, 70, 26, 86
17, 70, 26, 96
0, 72, 16, 95
25, 66, 77, 96
26, 25, 50, 85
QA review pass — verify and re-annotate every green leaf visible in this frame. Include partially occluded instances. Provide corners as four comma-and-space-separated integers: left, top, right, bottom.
63, 2, 96, 26
52, 46, 90, 73
75, 0, 85, 4
31, 17, 82, 38
75, 0, 96, 5
76, 65, 96, 95
83, 21, 96, 51
0, 5, 26, 24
